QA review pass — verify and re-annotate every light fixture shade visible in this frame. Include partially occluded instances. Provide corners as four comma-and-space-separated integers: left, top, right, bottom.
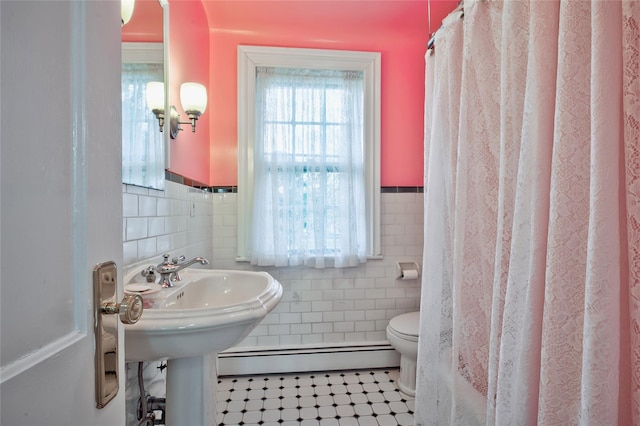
146, 82, 165, 112
180, 82, 208, 115
121, 0, 135, 26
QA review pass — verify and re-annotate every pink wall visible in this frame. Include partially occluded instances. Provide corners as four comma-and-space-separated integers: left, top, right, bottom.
167, 0, 210, 185
124, 0, 458, 187
204, 1, 457, 187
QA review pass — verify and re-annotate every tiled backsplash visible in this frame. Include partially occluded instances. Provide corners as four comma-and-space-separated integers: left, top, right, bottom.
122, 181, 214, 277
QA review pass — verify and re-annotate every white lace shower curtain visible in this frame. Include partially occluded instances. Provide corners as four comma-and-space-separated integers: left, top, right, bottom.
416, 1, 639, 425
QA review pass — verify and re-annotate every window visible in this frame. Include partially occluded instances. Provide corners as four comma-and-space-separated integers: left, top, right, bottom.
122, 42, 165, 190
238, 46, 381, 268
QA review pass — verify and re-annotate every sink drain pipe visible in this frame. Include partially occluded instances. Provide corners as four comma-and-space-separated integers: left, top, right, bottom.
136, 362, 166, 426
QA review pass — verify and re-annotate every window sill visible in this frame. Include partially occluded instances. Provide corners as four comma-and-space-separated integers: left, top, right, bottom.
235, 255, 384, 263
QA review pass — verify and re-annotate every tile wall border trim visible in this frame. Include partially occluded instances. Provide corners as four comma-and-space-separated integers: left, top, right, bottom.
165, 171, 423, 193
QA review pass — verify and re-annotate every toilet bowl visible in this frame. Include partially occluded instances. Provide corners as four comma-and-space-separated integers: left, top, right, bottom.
386, 311, 420, 396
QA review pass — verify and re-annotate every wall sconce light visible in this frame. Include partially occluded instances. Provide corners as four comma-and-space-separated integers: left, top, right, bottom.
146, 82, 208, 140
177, 83, 208, 135
121, 0, 135, 26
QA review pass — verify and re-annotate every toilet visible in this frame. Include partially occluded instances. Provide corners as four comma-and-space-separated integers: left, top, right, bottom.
386, 311, 420, 396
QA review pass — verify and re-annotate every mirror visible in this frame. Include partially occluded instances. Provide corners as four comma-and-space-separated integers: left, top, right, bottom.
121, 0, 169, 190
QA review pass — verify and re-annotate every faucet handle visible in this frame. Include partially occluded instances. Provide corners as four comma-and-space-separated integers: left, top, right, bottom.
172, 255, 186, 264
141, 265, 156, 283
161, 253, 171, 265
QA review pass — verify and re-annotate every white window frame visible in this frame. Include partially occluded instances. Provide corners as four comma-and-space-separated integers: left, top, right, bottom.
237, 45, 381, 261
122, 41, 163, 64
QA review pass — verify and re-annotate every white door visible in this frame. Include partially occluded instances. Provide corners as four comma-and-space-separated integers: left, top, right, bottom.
1, 1, 125, 424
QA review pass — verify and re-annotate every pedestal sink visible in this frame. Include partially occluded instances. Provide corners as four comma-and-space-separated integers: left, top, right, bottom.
123, 268, 283, 425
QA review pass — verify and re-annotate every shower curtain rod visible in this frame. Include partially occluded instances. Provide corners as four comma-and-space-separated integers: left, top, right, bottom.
427, 1, 464, 51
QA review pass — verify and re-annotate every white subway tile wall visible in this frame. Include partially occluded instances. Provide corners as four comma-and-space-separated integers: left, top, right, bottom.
122, 181, 214, 276
209, 192, 424, 348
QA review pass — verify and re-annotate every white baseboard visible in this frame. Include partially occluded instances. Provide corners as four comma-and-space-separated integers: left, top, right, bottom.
218, 342, 401, 376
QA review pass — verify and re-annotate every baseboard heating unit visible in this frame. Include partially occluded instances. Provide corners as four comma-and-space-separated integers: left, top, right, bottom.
217, 343, 400, 376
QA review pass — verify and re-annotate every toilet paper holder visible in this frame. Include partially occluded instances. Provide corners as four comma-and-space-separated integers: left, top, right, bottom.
396, 261, 420, 280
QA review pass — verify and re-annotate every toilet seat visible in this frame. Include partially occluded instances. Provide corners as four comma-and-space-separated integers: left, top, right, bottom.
388, 312, 420, 341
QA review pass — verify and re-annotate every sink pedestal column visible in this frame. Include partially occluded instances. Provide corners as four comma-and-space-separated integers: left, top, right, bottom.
166, 353, 218, 426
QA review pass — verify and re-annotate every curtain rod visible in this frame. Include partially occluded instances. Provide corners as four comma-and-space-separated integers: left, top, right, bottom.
427, 1, 464, 51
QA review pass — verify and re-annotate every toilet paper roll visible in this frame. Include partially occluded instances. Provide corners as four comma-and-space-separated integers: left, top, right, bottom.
401, 269, 419, 280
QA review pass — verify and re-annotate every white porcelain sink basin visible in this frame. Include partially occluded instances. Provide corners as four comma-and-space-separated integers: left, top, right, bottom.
123, 268, 283, 362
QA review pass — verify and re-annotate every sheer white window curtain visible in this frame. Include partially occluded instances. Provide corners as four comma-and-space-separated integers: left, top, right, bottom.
249, 67, 367, 268
122, 63, 164, 189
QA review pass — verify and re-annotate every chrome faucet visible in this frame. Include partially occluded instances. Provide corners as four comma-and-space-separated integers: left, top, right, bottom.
154, 254, 210, 288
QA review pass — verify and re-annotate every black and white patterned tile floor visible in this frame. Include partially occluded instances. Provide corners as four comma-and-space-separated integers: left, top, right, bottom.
216, 369, 414, 426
